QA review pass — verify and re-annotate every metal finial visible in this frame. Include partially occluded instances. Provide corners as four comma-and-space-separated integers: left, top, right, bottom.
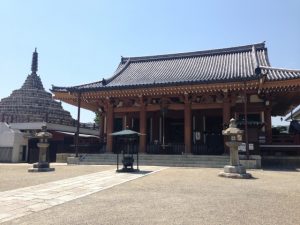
31, 48, 38, 74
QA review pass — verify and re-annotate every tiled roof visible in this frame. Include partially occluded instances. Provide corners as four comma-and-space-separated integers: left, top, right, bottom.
52, 42, 300, 92
259, 66, 300, 81
52, 80, 104, 92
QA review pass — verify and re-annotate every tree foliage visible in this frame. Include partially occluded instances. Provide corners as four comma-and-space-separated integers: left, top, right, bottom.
94, 112, 100, 125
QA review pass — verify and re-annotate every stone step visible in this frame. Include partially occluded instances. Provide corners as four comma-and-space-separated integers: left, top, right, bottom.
78, 161, 226, 168
76, 154, 229, 168
82, 159, 228, 165
81, 159, 227, 165
82, 156, 228, 161
67, 153, 260, 169
82, 159, 228, 164
82, 154, 229, 160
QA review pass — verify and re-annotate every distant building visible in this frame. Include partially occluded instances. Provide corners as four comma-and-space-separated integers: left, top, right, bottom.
0, 50, 99, 163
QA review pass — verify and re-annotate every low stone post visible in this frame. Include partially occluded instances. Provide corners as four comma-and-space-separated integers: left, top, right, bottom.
219, 118, 252, 179
28, 125, 55, 172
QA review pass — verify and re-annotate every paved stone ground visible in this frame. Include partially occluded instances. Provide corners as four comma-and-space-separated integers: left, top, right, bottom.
0, 163, 115, 192
0, 165, 299, 225
0, 166, 164, 223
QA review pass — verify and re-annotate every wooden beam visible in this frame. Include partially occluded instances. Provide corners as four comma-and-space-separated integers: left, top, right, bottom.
191, 103, 222, 110
168, 104, 185, 110
113, 106, 140, 113
146, 105, 160, 111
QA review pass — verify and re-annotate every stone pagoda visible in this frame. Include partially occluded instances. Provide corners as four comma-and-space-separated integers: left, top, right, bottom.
0, 49, 73, 125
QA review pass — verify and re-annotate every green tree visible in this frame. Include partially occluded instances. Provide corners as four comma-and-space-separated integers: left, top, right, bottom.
94, 112, 100, 125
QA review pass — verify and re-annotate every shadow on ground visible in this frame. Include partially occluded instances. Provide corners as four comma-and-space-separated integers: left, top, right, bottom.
262, 166, 300, 172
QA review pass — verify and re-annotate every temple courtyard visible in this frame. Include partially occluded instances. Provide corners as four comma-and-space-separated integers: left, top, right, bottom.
0, 164, 299, 225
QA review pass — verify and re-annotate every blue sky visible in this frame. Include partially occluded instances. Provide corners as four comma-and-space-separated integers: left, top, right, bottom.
0, 0, 299, 124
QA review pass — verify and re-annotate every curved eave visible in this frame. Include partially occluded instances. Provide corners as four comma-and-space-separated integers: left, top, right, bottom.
52, 77, 300, 114
52, 75, 261, 94
260, 66, 300, 81
53, 92, 99, 112
52, 79, 260, 104
259, 77, 300, 92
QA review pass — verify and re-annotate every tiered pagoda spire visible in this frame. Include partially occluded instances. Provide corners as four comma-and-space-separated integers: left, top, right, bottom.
31, 48, 38, 74
0, 49, 73, 125
21, 48, 44, 90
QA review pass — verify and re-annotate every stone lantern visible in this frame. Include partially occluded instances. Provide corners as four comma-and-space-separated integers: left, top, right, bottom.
28, 125, 55, 172
219, 118, 251, 179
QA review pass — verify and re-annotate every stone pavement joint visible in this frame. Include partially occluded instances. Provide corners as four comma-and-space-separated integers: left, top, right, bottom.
0, 166, 166, 223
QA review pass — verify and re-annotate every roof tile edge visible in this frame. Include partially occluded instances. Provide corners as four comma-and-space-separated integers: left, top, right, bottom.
122, 42, 266, 62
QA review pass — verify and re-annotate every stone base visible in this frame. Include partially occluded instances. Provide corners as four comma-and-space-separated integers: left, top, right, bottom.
33, 162, 50, 168
116, 168, 140, 173
218, 171, 252, 179
218, 165, 252, 179
28, 167, 55, 172
67, 157, 80, 164
224, 165, 246, 174
28, 162, 55, 172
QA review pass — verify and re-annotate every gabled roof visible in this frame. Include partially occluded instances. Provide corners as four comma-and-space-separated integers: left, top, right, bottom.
52, 42, 300, 93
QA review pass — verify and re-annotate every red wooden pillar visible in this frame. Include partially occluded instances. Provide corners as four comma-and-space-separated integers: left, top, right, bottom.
75, 92, 81, 157
265, 105, 272, 144
106, 102, 114, 153
222, 94, 231, 154
139, 103, 147, 153
122, 114, 127, 129
99, 113, 104, 142
125, 114, 132, 129
184, 94, 192, 154
152, 112, 159, 141
222, 96, 231, 127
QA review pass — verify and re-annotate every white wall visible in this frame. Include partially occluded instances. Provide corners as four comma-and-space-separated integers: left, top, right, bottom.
0, 123, 28, 162
12, 131, 27, 162
0, 123, 15, 147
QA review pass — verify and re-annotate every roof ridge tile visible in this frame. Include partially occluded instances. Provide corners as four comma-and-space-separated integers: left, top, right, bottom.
122, 42, 266, 62
259, 66, 300, 73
